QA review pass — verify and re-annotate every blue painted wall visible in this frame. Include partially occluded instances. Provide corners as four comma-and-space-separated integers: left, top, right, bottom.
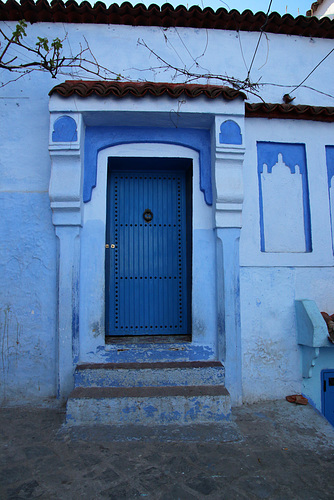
83, 126, 212, 205
0, 193, 57, 404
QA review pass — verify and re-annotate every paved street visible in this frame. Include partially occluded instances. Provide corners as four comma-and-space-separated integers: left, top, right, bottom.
1, 399, 334, 499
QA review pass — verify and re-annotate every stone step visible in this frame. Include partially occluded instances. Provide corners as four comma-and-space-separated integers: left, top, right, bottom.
66, 385, 231, 426
74, 361, 225, 388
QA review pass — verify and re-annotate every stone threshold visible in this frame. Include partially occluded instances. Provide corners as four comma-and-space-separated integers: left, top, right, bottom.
105, 335, 192, 345
76, 361, 223, 370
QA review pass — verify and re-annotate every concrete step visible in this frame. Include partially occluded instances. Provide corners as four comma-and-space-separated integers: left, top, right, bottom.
74, 361, 225, 388
66, 385, 231, 426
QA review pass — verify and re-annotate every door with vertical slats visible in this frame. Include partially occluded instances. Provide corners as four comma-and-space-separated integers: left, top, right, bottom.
106, 158, 190, 336
322, 370, 334, 426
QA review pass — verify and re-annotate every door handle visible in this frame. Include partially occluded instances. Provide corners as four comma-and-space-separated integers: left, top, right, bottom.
143, 209, 153, 223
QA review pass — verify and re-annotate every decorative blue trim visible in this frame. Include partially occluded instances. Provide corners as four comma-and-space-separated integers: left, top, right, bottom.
219, 120, 242, 145
326, 146, 334, 254
326, 146, 334, 187
52, 115, 77, 142
83, 127, 212, 205
257, 142, 312, 252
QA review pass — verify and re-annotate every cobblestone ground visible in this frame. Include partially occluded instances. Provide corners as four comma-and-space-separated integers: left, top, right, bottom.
1, 400, 334, 499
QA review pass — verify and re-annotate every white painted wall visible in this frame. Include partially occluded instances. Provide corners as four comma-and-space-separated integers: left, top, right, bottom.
241, 118, 334, 267
312, 0, 334, 19
241, 117, 334, 402
1, 21, 334, 106
261, 155, 306, 253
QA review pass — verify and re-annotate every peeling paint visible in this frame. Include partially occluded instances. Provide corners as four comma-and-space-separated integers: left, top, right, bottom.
91, 322, 101, 338
91, 344, 215, 364
246, 338, 284, 367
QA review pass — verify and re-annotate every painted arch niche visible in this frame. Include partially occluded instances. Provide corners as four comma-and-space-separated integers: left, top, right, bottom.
52, 115, 78, 142
257, 142, 312, 253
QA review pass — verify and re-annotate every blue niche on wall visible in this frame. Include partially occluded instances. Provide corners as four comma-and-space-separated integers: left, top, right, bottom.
257, 142, 312, 253
219, 120, 242, 145
326, 146, 334, 253
326, 147, 334, 184
52, 115, 77, 142
83, 126, 212, 205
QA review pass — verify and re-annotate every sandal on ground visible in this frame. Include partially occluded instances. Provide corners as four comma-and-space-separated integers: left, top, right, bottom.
286, 394, 308, 405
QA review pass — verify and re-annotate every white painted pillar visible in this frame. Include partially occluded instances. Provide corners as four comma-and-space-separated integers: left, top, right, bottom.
213, 114, 245, 406
55, 226, 80, 399
216, 228, 242, 405
49, 113, 83, 400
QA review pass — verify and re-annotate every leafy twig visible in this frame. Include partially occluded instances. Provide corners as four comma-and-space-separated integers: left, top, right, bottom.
0, 20, 125, 87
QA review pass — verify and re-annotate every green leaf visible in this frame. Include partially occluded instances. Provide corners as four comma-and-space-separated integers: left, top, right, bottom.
51, 38, 63, 51
12, 20, 27, 42
36, 37, 49, 52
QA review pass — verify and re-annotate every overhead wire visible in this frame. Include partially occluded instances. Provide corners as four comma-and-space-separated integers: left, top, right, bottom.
260, 81, 334, 100
246, 0, 273, 82
290, 46, 334, 94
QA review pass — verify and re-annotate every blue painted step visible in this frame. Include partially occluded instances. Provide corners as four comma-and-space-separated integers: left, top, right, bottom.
66, 385, 231, 426
67, 361, 230, 426
74, 361, 225, 388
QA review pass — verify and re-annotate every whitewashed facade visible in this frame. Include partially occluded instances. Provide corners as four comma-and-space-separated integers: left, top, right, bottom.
1, 2, 334, 417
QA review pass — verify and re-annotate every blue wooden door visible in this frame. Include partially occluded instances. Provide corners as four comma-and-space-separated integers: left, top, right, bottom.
106, 159, 190, 336
322, 370, 334, 426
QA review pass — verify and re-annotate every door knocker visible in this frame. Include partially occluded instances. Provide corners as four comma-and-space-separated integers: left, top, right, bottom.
143, 208, 153, 223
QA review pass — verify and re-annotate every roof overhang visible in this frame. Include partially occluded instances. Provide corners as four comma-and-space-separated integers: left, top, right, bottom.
49, 81, 246, 129
49, 81, 334, 124
49, 80, 246, 100
1, 1, 334, 39
245, 102, 334, 122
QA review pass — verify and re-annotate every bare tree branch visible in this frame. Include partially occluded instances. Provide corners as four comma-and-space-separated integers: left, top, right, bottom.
137, 38, 261, 98
0, 20, 124, 87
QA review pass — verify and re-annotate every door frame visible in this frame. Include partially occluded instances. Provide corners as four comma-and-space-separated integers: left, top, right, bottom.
49, 96, 246, 403
79, 143, 217, 356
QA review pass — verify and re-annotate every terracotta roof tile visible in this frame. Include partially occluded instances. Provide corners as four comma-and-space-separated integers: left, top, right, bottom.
49, 81, 334, 122
49, 80, 247, 100
1, 1, 333, 39
245, 102, 334, 122
307, 1, 324, 16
